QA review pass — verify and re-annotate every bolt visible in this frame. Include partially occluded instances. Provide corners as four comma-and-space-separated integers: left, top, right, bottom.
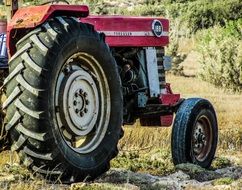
79, 89, 83, 94
86, 100, 89, 105
84, 108, 88, 113
75, 109, 79, 113
63, 68, 69, 75
202, 135, 206, 141
73, 101, 77, 106
83, 92, 87, 97
80, 111, 84, 117
75, 92, 79, 97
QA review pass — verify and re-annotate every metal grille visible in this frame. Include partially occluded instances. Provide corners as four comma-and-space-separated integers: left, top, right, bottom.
0, 33, 8, 68
156, 47, 166, 91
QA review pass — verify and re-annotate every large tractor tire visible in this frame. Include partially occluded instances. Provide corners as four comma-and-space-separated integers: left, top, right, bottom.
171, 98, 218, 168
3, 17, 123, 182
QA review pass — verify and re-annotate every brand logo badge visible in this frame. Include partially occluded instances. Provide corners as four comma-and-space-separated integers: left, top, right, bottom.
152, 20, 163, 37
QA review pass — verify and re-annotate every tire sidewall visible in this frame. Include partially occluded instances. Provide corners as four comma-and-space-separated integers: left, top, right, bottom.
172, 98, 218, 168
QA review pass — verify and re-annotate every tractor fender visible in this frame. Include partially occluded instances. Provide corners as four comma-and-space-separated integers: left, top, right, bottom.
7, 5, 89, 56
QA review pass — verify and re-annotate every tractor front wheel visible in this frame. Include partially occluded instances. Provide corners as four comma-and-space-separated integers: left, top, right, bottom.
3, 17, 123, 182
171, 98, 218, 168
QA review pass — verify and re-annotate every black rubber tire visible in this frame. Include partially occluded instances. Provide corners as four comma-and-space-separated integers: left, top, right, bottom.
171, 98, 218, 168
3, 16, 123, 182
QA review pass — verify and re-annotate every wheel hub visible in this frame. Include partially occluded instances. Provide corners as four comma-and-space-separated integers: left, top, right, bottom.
73, 89, 88, 117
193, 124, 206, 153
60, 70, 99, 136
192, 116, 212, 162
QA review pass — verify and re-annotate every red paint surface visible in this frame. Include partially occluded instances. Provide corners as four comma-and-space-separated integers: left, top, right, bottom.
7, 5, 169, 56
159, 84, 181, 126
82, 16, 169, 47
160, 115, 174, 127
7, 5, 89, 55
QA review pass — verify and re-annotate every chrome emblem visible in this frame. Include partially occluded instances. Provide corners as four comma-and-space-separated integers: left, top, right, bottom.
152, 20, 163, 37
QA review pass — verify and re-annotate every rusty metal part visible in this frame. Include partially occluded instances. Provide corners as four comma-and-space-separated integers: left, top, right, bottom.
137, 98, 184, 118
192, 115, 213, 162
8, 5, 89, 29
7, 4, 90, 56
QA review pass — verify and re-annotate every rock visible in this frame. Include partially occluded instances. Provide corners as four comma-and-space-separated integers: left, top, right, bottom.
215, 166, 242, 179
175, 163, 220, 181
175, 163, 206, 173
168, 170, 190, 180
98, 169, 160, 184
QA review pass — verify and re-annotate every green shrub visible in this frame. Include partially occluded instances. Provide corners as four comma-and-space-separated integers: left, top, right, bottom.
197, 19, 242, 92
181, 0, 242, 32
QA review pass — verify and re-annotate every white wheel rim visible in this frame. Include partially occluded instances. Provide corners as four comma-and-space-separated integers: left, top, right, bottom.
55, 52, 111, 154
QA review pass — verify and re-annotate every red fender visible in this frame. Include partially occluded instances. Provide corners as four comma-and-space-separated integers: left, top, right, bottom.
7, 5, 89, 56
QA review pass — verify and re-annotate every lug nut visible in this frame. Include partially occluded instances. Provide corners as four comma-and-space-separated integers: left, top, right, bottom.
83, 92, 87, 97
84, 108, 88, 113
75, 109, 79, 113
86, 100, 89, 105
63, 68, 69, 75
73, 101, 77, 106
202, 135, 206, 141
80, 111, 84, 117
79, 89, 83, 94
75, 92, 79, 97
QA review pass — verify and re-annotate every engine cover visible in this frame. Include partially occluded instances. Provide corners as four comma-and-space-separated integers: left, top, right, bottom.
82, 16, 169, 47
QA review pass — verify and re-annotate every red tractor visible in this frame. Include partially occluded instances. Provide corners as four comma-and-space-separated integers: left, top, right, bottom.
0, 0, 218, 182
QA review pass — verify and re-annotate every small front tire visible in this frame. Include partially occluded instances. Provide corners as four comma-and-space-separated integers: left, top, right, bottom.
171, 98, 218, 168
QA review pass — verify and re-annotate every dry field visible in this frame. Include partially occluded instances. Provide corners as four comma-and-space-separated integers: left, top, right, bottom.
0, 73, 242, 189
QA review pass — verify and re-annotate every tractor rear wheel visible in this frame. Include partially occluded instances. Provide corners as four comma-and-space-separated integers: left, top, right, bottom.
171, 98, 218, 168
3, 17, 123, 182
